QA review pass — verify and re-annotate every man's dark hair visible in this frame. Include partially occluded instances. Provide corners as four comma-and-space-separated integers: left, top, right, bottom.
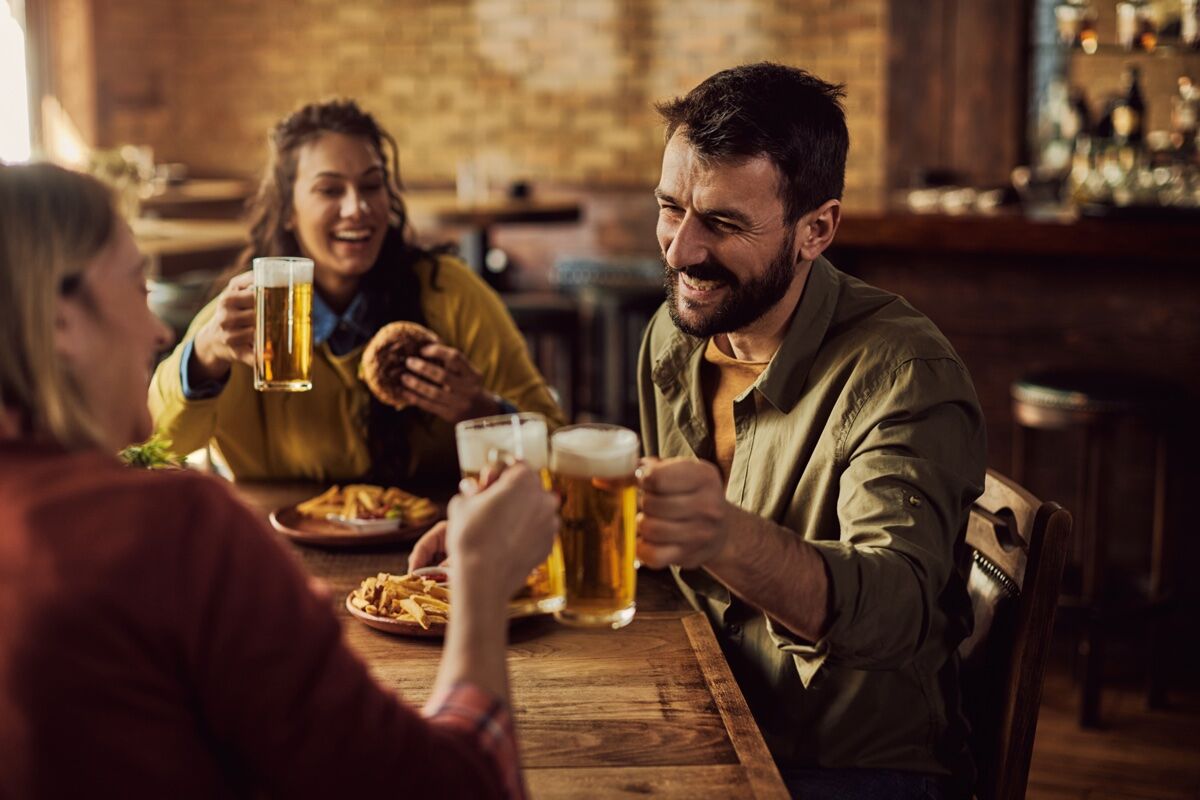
655, 62, 848, 223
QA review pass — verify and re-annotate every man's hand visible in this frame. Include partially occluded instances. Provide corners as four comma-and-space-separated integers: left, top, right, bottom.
637, 456, 731, 569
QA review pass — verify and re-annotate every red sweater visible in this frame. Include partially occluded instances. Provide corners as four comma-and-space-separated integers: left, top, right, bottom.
0, 441, 504, 798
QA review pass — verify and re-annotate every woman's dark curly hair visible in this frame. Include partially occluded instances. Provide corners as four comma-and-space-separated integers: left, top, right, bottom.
224, 98, 448, 484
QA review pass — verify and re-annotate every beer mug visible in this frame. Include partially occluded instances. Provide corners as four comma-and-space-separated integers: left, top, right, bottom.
550, 424, 640, 629
455, 413, 566, 615
253, 257, 313, 392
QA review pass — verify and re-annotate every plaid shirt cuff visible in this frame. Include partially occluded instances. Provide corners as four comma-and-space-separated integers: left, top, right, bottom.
426, 683, 526, 800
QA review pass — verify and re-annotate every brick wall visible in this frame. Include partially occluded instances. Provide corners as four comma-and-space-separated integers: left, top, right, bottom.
91, 0, 888, 210
45, 0, 100, 147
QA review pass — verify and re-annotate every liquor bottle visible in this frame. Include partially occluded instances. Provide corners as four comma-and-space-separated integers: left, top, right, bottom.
1111, 65, 1146, 146
1116, 0, 1157, 52
1079, 9, 1099, 53
1183, 0, 1199, 49
1172, 76, 1198, 153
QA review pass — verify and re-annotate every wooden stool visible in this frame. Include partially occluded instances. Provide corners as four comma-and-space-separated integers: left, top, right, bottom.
1011, 370, 1177, 728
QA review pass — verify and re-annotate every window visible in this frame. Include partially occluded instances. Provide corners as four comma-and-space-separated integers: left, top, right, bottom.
1, 0, 32, 163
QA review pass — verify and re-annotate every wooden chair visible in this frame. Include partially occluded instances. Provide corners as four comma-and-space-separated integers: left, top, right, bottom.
958, 470, 1072, 800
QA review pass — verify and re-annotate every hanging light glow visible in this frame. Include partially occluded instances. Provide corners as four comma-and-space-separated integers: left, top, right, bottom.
0, 0, 32, 163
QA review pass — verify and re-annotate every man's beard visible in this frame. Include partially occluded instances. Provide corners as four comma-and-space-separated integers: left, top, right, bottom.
663, 231, 797, 339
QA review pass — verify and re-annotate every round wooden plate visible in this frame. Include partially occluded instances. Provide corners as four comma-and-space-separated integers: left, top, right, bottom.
345, 592, 448, 638
269, 503, 442, 548
345, 568, 548, 638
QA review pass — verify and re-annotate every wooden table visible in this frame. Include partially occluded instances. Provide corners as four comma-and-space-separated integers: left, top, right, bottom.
407, 191, 583, 283
132, 217, 248, 279
141, 178, 253, 218
132, 217, 247, 259
235, 482, 788, 799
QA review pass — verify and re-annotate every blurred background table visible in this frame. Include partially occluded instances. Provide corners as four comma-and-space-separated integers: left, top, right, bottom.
408, 191, 582, 286
141, 178, 253, 218
132, 217, 245, 263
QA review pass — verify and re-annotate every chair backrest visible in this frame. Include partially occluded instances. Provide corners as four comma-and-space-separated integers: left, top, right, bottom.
958, 469, 1072, 800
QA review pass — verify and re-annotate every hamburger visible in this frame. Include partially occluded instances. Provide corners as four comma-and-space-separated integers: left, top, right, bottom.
360, 321, 440, 410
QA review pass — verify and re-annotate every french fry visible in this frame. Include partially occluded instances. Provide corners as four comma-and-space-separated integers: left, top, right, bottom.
296, 485, 339, 515
399, 596, 429, 628
424, 584, 450, 602
417, 596, 450, 614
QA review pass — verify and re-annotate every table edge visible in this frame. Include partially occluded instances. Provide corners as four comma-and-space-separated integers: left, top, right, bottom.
682, 613, 790, 800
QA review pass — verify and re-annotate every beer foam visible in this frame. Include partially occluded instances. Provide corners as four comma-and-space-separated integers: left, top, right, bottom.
551, 426, 639, 478
253, 257, 313, 287
456, 416, 549, 472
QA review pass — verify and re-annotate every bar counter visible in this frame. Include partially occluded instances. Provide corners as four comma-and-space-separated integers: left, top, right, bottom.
826, 209, 1200, 476
835, 208, 1200, 267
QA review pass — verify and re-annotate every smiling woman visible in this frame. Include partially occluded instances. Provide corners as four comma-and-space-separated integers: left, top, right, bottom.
0, 0, 32, 163
148, 99, 563, 485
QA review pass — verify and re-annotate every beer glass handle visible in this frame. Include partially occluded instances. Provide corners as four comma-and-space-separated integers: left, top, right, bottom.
478, 447, 517, 490
632, 465, 647, 570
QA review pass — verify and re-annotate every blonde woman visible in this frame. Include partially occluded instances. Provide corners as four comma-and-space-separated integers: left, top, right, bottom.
0, 162, 553, 797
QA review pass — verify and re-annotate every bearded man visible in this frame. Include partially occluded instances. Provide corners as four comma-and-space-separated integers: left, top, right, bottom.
636, 62, 987, 800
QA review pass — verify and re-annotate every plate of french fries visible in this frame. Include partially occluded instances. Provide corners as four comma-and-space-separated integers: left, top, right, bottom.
347, 569, 452, 637
345, 567, 544, 637
269, 484, 443, 547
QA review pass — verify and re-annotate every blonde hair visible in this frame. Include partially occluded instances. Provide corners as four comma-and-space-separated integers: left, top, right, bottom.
0, 162, 116, 448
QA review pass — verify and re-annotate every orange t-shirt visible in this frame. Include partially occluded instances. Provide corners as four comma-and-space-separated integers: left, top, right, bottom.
700, 338, 770, 483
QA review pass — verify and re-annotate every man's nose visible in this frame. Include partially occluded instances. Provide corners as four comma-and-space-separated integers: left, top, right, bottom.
664, 212, 710, 269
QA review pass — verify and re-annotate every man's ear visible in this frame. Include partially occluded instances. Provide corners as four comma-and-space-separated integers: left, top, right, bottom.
795, 199, 842, 263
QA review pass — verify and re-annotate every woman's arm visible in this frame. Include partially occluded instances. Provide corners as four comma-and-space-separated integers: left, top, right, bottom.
173, 467, 554, 797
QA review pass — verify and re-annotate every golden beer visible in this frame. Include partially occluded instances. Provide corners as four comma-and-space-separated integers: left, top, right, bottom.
253, 257, 313, 392
455, 413, 565, 614
550, 424, 640, 629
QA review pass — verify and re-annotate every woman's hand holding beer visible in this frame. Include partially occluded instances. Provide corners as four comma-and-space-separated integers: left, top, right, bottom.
398, 343, 497, 423
637, 456, 732, 570
192, 271, 256, 382
409, 462, 505, 571
446, 463, 559, 600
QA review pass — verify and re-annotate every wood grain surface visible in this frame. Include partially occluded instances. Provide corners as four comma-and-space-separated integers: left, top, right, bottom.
234, 482, 788, 799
